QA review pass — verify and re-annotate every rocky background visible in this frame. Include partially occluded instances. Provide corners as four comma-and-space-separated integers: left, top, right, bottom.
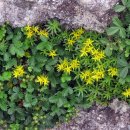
49, 99, 130, 130
1, 0, 130, 130
0, 0, 119, 32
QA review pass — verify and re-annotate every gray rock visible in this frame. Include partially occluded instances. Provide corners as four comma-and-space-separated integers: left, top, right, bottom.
109, 98, 130, 114
0, 0, 119, 32
49, 103, 130, 130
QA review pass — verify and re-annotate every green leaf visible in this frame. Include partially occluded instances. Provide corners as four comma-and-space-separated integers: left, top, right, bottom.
61, 74, 71, 83
119, 78, 126, 84
0, 101, 7, 111
0, 71, 12, 81
112, 17, 123, 26
62, 87, 73, 97
119, 27, 126, 38
4, 52, 10, 61
20, 83, 26, 88
23, 102, 31, 108
125, 39, 130, 45
105, 46, 112, 56
119, 67, 128, 78
117, 57, 128, 67
114, 5, 126, 12
125, 75, 130, 82
5, 58, 17, 70
49, 93, 67, 107
36, 42, 52, 51
32, 98, 38, 106
106, 27, 119, 35
122, 0, 128, 6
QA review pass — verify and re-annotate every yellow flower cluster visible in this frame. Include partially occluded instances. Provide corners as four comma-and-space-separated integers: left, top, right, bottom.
80, 38, 105, 62
48, 50, 57, 59
13, 65, 50, 86
108, 67, 118, 77
24, 25, 49, 38
80, 66, 118, 85
80, 69, 104, 85
122, 88, 130, 98
66, 28, 84, 46
13, 65, 25, 78
35, 75, 49, 86
57, 58, 80, 74
71, 28, 84, 40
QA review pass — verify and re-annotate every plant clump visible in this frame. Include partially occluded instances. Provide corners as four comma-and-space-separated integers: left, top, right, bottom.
0, 18, 129, 129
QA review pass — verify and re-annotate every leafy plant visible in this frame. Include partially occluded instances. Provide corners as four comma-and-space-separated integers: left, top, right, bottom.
0, 19, 128, 129
106, 0, 130, 85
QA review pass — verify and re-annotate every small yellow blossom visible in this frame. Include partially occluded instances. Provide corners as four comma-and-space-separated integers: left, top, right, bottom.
92, 50, 105, 62
33, 26, 39, 33
24, 25, 32, 31
92, 69, 105, 81
56, 59, 69, 72
13, 66, 25, 78
62, 58, 69, 67
38, 29, 49, 38
80, 47, 88, 57
48, 50, 57, 58
83, 38, 94, 46
76, 28, 84, 35
80, 45, 94, 57
70, 59, 80, 70
64, 66, 72, 74
122, 88, 130, 98
26, 31, 33, 38
80, 70, 91, 81
36, 75, 49, 86
108, 67, 118, 77
57, 64, 64, 72
66, 39, 75, 46
71, 31, 81, 40
85, 77, 93, 85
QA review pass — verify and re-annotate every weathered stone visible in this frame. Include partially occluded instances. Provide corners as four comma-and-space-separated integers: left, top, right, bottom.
109, 98, 130, 114
0, 0, 119, 32
49, 101, 130, 130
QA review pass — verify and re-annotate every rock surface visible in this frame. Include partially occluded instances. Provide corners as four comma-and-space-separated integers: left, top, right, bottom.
0, 0, 119, 32
49, 100, 130, 130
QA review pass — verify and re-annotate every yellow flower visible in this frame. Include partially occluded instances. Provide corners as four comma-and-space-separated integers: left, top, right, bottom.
83, 38, 94, 46
13, 66, 25, 78
108, 67, 118, 77
62, 58, 69, 67
80, 70, 92, 81
38, 29, 49, 38
64, 66, 72, 74
36, 75, 49, 86
26, 31, 33, 38
92, 50, 105, 62
33, 26, 39, 33
85, 77, 93, 85
122, 88, 130, 98
92, 69, 105, 81
57, 64, 64, 72
70, 59, 80, 70
71, 31, 81, 40
48, 50, 57, 58
80, 47, 88, 57
80, 45, 94, 57
56, 59, 69, 72
66, 38, 75, 46
24, 25, 31, 31
76, 28, 84, 35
